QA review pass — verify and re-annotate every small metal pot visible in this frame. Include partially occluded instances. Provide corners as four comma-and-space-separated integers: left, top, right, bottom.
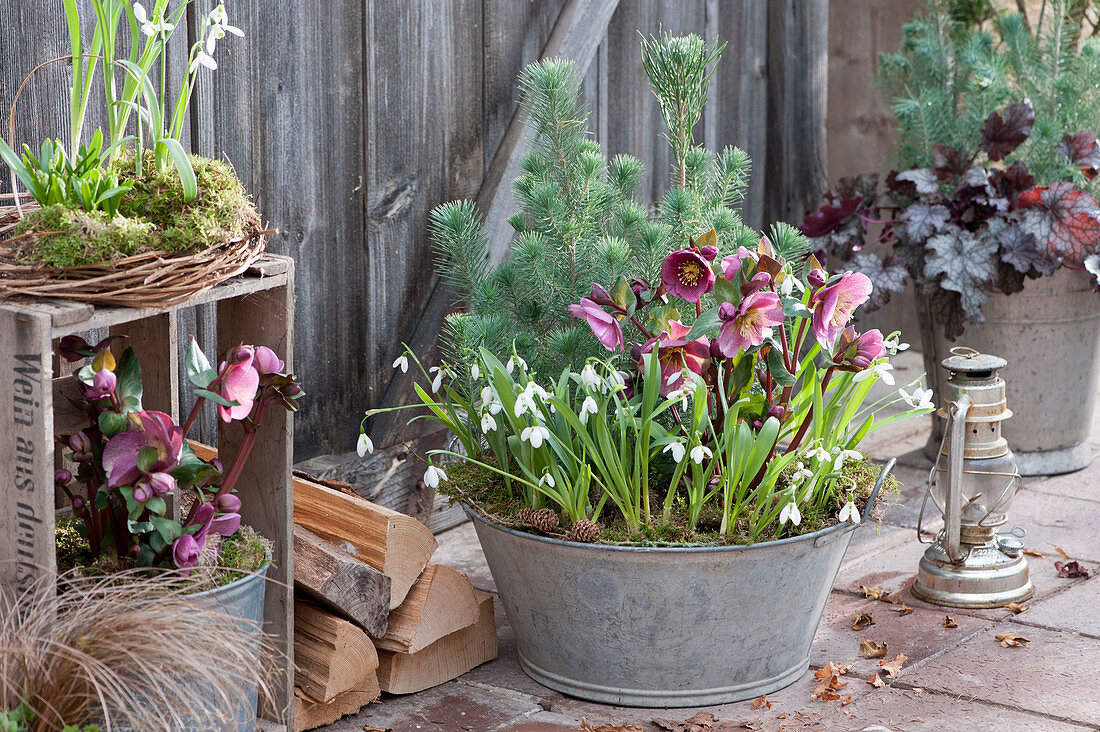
465, 464, 890, 707
920, 268, 1100, 475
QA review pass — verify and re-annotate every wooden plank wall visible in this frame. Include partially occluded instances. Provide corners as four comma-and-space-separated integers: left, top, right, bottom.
0, 1, 852, 461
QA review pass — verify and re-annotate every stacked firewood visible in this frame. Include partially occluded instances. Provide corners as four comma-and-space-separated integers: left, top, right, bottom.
291, 474, 497, 731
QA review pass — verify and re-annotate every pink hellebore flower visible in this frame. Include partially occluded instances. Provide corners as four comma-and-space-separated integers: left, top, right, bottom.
833, 328, 886, 372
661, 249, 716, 302
101, 411, 184, 488
810, 272, 873, 347
216, 346, 261, 422
252, 345, 285, 375
569, 297, 625, 352
172, 534, 204, 572
639, 320, 711, 395
173, 502, 244, 572
715, 291, 786, 357
82, 369, 117, 400
721, 246, 759, 281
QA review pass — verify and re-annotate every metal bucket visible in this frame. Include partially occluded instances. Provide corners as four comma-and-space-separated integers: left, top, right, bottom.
188, 562, 270, 730
920, 268, 1100, 475
465, 464, 890, 707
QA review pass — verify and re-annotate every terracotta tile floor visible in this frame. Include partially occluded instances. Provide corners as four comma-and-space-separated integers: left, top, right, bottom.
325, 351, 1100, 731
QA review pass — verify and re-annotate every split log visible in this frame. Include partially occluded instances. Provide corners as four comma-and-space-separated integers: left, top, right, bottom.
293, 472, 437, 608
293, 674, 380, 732
293, 525, 390, 638
374, 564, 481, 654
294, 600, 379, 704
376, 591, 497, 694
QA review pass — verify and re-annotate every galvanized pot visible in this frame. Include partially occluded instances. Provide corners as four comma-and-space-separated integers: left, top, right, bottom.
919, 268, 1100, 475
189, 562, 270, 730
465, 464, 890, 707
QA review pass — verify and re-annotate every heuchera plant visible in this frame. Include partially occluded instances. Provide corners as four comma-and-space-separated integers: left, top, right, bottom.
55, 335, 301, 573
803, 99, 1100, 340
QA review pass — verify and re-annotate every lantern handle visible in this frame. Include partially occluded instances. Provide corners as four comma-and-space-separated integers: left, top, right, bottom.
948, 346, 982, 359
943, 395, 971, 562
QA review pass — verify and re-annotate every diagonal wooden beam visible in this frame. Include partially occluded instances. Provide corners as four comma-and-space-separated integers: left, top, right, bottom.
370, 0, 620, 447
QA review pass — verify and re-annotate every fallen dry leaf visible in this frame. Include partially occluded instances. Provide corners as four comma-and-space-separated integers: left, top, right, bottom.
996, 633, 1031, 648
1056, 546, 1070, 560
1007, 602, 1028, 614
749, 695, 771, 710
812, 661, 852, 701
579, 720, 644, 732
1022, 548, 1046, 558
944, 615, 958, 629
890, 603, 914, 616
868, 673, 887, 688
852, 612, 875, 631
861, 585, 898, 603
363, 727, 391, 732
651, 712, 721, 732
841, 695, 854, 706
1055, 560, 1090, 579
859, 640, 889, 659
878, 654, 908, 678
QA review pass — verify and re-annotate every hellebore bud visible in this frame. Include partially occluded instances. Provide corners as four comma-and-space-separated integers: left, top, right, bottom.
55, 468, 73, 485
215, 493, 242, 513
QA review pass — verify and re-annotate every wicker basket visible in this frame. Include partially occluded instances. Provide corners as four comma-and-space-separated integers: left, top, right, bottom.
0, 192, 267, 308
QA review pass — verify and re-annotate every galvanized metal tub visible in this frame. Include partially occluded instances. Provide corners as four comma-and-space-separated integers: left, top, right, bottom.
921, 268, 1100, 475
465, 465, 889, 707
188, 562, 269, 730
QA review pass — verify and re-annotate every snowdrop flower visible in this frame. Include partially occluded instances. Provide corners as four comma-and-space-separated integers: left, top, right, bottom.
605, 370, 628, 393
208, 3, 243, 38
833, 449, 863, 471
580, 363, 602, 391
134, 3, 174, 36
392, 354, 409, 373
883, 334, 909, 356
521, 425, 551, 449
480, 385, 494, 405
666, 369, 686, 387
514, 391, 536, 417
525, 382, 550, 401
470, 363, 480, 381
790, 461, 814, 485
662, 441, 687, 463
506, 354, 527, 374
808, 446, 832, 464
690, 445, 712, 465
579, 395, 599, 425
189, 48, 217, 73
480, 411, 497, 433
356, 432, 374, 457
429, 366, 445, 393
899, 386, 935, 410
839, 499, 861, 525
424, 464, 448, 489
853, 362, 894, 385
539, 471, 556, 489
667, 387, 690, 411
780, 500, 802, 527
779, 273, 805, 296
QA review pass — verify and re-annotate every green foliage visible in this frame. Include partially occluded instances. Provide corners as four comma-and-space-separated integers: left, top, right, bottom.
11, 153, 258, 267
431, 37, 756, 380
0, 132, 132, 216
881, 0, 1100, 190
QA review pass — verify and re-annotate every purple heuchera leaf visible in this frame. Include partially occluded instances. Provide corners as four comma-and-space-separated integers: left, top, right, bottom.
1057, 131, 1100, 179
924, 228, 998, 323
979, 99, 1034, 161
800, 197, 861, 238
1017, 182, 1100, 265
901, 203, 950, 242
932, 144, 969, 182
998, 222, 1055, 276
895, 168, 940, 196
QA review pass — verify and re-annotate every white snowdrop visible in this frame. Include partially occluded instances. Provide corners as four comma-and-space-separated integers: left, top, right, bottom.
356, 432, 374, 457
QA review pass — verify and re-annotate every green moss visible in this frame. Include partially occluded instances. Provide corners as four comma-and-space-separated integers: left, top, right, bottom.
10, 153, 259, 268
213, 525, 273, 586
55, 514, 94, 573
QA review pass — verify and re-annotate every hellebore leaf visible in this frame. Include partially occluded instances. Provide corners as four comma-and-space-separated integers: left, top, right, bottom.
186, 336, 217, 388
1018, 183, 1100, 265
1055, 560, 1090, 578
114, 347, 143, 412
979, 99, 1034, 161
1057, 131, 1100, 179
801, 197, 861, 238
995, 633, 1030, 648
924, 229, 998, 322
896, 168, 940, 195
850, 251, 907, 310
998, 222, 1056, 276
901, 202, 950, 242
859, 640, 889, 659
878, 654, 908, 678
852, 612, 875, 631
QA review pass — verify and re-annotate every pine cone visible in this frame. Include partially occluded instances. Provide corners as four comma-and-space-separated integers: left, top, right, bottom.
569, 519, 602, 543
530, 508, 560, 533
513, 508, 536, 526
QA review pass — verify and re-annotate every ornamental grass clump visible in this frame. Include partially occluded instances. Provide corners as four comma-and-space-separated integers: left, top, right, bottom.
56, 333, 301, 581
803, 0, 1100, 339
363, 34, 931, 546
0, 571, 279, 731
1, 1, 259, 267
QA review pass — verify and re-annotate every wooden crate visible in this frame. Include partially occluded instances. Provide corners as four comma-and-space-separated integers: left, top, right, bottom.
0, 255, 296, 730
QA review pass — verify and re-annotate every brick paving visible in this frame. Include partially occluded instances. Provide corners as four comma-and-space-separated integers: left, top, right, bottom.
327, 351, 1100, 731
